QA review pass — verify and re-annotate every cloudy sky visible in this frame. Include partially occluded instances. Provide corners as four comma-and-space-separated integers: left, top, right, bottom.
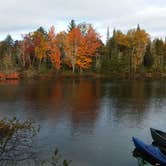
0, 0, 165, 41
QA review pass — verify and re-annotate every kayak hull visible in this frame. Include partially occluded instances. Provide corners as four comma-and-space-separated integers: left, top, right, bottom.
150, 128, 166, 147
132, 137, 166, 165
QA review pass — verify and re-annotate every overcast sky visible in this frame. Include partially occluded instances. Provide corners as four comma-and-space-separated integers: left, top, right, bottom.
0, 0, 165, 41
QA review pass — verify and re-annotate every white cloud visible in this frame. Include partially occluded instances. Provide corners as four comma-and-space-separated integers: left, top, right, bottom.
0, 0, 165, 41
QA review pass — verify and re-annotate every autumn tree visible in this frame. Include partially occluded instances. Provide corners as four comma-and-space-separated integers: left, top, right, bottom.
65, 26, 102, 73
77, 36, 92, 70
56, 31, 67, 56
105, 30, 130, 73
65, 27, 82, 73
20, 27, 61, 71
127, 25, 149, 76
1, 23, 165, 78
19, 33, 35, 69
47, 26, 61, 70
78, 26, 102, 71
34, 31, 48, 69
55, 32, 68, 71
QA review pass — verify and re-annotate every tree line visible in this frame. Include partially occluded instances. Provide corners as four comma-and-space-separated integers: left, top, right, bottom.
0, 20, 166, 78
104, 24, 166, 78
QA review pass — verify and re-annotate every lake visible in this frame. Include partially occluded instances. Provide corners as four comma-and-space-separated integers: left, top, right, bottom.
0, 78, 166, 166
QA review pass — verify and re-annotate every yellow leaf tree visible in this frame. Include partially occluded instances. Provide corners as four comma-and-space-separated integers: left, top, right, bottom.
127, 26, 149, 74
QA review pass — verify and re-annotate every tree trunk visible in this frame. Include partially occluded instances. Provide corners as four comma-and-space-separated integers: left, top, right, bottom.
72, 64, 75, 73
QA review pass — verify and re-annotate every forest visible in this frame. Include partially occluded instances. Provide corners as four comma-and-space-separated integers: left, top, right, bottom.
0, 20, 166, 79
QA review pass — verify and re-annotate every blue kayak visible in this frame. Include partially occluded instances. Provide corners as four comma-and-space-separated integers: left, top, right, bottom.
132, 137, 166, 165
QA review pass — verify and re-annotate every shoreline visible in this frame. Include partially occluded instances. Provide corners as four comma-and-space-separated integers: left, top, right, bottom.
1, 70, 166, 81
15, 71, 166, 80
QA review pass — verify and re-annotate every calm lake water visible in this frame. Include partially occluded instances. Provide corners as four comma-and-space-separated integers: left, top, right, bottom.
0, 78, 166, 166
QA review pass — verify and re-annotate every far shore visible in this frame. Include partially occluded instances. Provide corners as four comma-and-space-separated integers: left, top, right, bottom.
56, 72, 166, 80
1, 70, 166, 81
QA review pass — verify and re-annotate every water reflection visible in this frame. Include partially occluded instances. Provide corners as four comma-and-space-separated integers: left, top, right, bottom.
0, 80, 20, 101
21, 79, 101, 127
0, 79, 166, 165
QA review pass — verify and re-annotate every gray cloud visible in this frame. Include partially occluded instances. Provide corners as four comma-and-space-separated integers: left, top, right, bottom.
0, 0, 165, 41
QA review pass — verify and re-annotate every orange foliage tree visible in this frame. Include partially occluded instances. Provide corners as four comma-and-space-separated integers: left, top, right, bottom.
19, 24, 102, 73
55, 31, 67, 68
64, 26, 102, 73
47, 26, 61, 70
64, 27, 82, 73
78, 26, 102, 70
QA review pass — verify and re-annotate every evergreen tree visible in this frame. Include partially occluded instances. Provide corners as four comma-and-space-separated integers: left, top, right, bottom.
152, 39, 165, 72
4, 35, 14, 46
107, 29, 118, 57
0, 35, 14, 59
68, 19, 76, 32
137, 24, 141, 32
144, 41, 153, 68
36, 26, 48, 39
106, 26, 110, 44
